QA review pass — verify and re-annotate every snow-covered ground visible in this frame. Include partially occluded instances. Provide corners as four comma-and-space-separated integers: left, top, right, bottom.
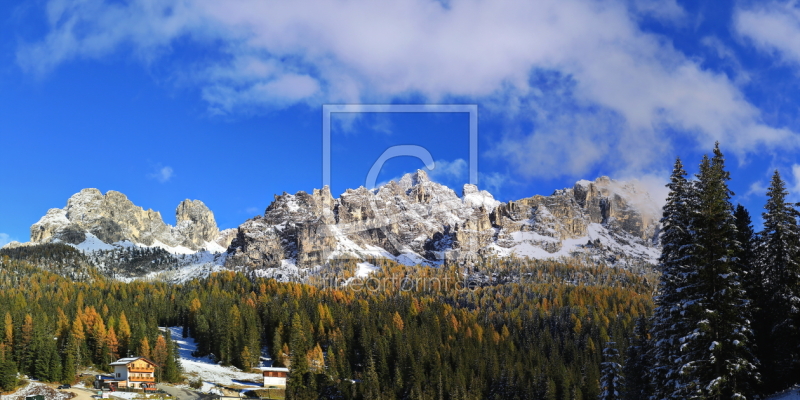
109, 392, 146, 399
769, 387, 800, 400
132, 251, 229, 284
5, 382, 72, 400
355, 262, 380, 278
490, 223, 659, 265
164, 326, 262, 393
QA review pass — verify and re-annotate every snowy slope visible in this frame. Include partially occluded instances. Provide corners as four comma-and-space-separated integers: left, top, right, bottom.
769, 387, 800, 400
164, 327, 262, 391
5, 383, 72, 400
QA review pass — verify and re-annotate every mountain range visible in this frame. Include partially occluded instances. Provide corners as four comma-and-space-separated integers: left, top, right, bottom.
3, 171, 663, 281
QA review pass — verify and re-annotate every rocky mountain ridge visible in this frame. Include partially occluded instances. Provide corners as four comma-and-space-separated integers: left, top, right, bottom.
22, 188, 233, 252
9, 173, 662, 281
226, 171, 661, 271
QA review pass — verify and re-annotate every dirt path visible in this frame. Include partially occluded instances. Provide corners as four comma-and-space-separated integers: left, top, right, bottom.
62, 387, 96, 400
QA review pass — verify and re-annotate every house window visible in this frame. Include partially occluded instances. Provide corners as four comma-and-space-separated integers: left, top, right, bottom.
117, 373, 120, 378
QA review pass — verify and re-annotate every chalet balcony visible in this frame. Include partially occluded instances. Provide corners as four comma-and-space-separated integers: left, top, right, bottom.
129, 376, 155, 382
128, 367, 155, 373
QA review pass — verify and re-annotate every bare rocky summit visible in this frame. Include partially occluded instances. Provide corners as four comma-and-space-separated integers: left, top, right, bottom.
226, 171, 661, 270
14, 173, 662, 282
28, 188, 231, 251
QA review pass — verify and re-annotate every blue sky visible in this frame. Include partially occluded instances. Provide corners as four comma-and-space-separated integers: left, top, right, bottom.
2, 0, 800, 245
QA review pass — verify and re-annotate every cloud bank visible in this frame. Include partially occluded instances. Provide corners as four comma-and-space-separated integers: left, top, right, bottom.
17, 0, 799, 181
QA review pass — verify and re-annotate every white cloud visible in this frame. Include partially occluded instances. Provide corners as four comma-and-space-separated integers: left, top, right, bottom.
602, 171, 669, 210
17, 0, 799, 180
0, 233, 15, 248
741, 165, 800, 202
480, 171, 509, 195
700, 36, 751, 85
735, 2, 800, 67
427, 158, 467, 183
149, 166, 174, 183
744, 179, 769, 200
629, 0, 687, 24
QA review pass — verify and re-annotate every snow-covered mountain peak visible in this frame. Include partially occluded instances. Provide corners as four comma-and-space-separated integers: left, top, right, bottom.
462, 184, 501, 211
398, 169, 431, 190
228, 175, 663, 271
15, 176, 663, 282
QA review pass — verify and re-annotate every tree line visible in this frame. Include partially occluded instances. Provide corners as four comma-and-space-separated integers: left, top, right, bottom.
0, 241, 654, 399
614, 144, 800, 399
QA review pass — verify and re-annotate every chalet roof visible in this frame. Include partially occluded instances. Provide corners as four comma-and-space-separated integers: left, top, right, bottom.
109, 357, 156, 366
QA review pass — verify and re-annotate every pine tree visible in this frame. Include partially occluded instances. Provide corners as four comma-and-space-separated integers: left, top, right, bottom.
363, 354, 381, 400
287, 313, 315, 400
2, 313, 11, 346
649, 157, 696, 400
0, 344, 17, 391
734, 204, 756, 276
18, 314, 33, 372
62, 334, 79, 384
678, 145, 758, 399
600, 342, 624, 400
624, 318, 651, 400
734, 204, 760, 320
163, 330, 181, 383
273, 322, 284, 366
757, 170, 800, 391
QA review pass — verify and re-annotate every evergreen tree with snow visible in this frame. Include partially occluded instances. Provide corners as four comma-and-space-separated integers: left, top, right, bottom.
733, 204, 762, 308
600, 342, 624, 400
756, 170, 800, 392
649, 157, 697, 400
734, 205, 756, 255
625, 318, 651, 400
677, 144, 758, 399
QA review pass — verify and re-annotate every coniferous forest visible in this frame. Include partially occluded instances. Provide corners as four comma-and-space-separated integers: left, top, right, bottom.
0, 143, 799, 399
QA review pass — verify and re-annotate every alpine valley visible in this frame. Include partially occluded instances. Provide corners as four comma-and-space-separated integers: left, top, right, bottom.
3, 148, 797, 400
4, 171, 662, 282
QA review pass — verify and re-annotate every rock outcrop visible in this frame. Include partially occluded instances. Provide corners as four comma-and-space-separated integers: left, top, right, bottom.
226, 171, 662, 269
18, 174, 663, 281
29, 189, 230, 251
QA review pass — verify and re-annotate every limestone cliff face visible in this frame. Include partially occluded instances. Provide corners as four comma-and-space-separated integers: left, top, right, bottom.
22, 174, 662, 275
29, 189, 229, 251
226, 172, 662, 269
175, 199, 221, 249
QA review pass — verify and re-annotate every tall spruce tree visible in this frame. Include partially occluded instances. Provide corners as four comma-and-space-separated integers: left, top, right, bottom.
163, 330, 182, 383
600, 342, 624, 400
649, 157, 696, 400
757, 170, 800, 391
625, 318, 651, 400
734, 205, 759, 310
0, 344, 16, 391
678, 145, 758, 399
734, 205, 756, 271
